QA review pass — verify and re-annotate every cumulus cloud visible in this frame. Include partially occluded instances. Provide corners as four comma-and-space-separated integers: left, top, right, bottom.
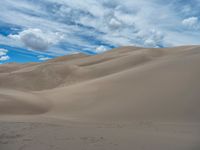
0, 55, 10, 61
182, 17, 199, 29
9, 28, 64, 50
0, 48, 10, 61
37, 55, 51, 61
0, 48, 8, 56
95, 45, 108, 53
109, 18, 122, 30
136, 29, 165, 47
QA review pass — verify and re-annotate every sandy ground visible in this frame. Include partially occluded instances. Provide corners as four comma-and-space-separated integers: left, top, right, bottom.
0, 46, 200, 150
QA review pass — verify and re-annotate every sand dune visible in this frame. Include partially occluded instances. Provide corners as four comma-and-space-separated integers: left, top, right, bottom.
0, 46, 200, 150
0, 89, 50, 114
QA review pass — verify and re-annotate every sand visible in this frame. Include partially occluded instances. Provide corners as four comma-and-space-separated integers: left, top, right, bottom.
0, 46, 200, 150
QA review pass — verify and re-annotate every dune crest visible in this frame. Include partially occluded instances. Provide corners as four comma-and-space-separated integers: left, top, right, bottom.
0, 46, 190, 91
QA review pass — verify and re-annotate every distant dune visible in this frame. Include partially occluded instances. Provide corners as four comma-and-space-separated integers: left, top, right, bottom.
0, 46, 200, 150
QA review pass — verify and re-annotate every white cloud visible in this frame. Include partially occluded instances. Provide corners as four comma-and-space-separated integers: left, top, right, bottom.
1, 0, 200, 58
0, 48, 8, 56
95, 45, 108, 53
37, 55, 51, 61
182, 17, 199, 29
9, 28, 64, 50
0, 48, 10, 61
1, 0, 168, 50
136, 29, 165, 47
0, 55, 10, 61
109, 18, 122, 30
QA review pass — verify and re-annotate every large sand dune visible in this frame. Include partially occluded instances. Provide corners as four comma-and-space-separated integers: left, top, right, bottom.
0, 46, 200, 150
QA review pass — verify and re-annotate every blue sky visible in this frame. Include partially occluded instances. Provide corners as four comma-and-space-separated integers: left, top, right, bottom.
0, 0, 200, 63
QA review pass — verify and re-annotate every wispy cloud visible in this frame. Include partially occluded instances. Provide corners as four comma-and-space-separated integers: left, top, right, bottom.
37, 55, 51, 61
0, 0, 200, 62
182, 17, 200, 29
0, 48, 10, 61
